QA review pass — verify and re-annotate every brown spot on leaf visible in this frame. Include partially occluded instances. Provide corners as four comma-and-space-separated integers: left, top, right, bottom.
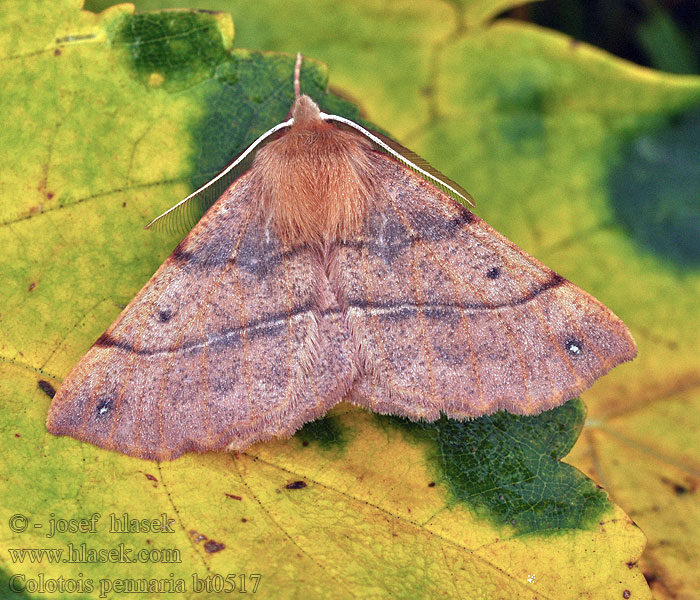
189, 529, 224, 552
38, 380, 56, 398
28, 282, 36, 292
660, 475, 696, 495
14, 433, 20, 438
427, 481, 436, 487
622, 590, 631, 599
241, 518, 247, 522
189, 530, 207, 544
285, 480, 307, 490
204, 540, 225, 553
225, 493, 242, 501
144, 473, 157, 482
54, 48, 61, 56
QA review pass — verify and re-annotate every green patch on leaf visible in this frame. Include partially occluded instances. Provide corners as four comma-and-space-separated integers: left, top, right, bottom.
610, 105, 700, 267
294, 415, 348, 450
383, 398, 610, 533
495, 69, 548, 148
108, 10, 229, 90
190, 52, 326, 192
0, 567, 36, 599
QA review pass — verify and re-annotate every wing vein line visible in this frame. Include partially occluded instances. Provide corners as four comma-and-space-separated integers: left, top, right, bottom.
210, 213, 258, 445
356, 220, 404, 404
467, 224, 574, 393
98, 273, 180, 449
280, 240, 301, 432
187, 205, 258, 448
385, 196, 440, 413
400, 201, 533, 409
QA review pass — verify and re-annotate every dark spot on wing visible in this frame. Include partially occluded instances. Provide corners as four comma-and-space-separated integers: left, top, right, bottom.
96, 398, 114, 418
95, 333, 130, 350
170, 236, 239, 269
157, 309, 172, 323
486, 266, 500, 279
363, 204, 475, 265
38, 380, 56, 398
565, 338, 583, 356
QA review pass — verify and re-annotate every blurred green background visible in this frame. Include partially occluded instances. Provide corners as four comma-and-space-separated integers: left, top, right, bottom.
85, 0, 700, 75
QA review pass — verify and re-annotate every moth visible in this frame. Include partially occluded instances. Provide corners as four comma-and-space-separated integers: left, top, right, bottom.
47, 55, 637, 461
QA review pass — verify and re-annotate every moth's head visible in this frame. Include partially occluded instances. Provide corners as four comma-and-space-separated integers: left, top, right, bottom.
292, 94, 322, 128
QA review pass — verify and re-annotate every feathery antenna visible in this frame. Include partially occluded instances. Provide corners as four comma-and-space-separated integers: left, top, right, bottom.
294, 53, 302, 100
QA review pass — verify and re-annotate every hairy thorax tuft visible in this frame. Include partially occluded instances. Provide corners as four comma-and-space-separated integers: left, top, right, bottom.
252, 95, 379, 246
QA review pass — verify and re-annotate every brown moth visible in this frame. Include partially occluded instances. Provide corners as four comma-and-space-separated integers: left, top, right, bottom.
47, 55, 637, 461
